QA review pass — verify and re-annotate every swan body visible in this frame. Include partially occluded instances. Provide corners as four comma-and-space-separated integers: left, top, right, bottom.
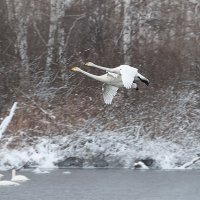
11, 169, 29, 182
71, 62, 149, 104
0, 175, 20, 186
0, 180, 20, 186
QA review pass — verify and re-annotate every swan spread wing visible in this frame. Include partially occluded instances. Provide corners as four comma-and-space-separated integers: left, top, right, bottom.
120, 65, 138, 89
102, 84, 118, 104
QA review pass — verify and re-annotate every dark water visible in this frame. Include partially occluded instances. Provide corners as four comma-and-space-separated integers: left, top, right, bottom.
0, 169, 200, 200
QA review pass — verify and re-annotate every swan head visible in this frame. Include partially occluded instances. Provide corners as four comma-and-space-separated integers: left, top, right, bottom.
85, 62, 95, 67
71, 67, 80, 72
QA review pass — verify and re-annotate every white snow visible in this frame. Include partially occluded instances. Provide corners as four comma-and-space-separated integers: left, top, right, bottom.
134, 161, 149, 170
0, 84, 199, 171
0, 102, 18, 139
0, 131, 200, 170
33, 168, 50, 174
176, 157, 200, 169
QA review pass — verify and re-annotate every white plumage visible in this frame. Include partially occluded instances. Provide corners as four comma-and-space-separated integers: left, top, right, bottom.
102, 84, 118, 104
11, 169, 29, 182
119, 65, 138, 89
0, 180, 20, 186
0, 174, 20, 186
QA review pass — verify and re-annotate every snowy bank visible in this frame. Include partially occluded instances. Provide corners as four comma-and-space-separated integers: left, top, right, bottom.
0, 131, 200, 170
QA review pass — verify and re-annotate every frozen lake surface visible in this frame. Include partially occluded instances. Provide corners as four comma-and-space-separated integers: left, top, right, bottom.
0, 169, 200, 200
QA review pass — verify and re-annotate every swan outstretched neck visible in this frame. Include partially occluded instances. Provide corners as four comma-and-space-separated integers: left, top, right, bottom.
85, 62, 115, 73
85, 62, 150, 88
71, 67, 108, 83
11, 169, 29, 182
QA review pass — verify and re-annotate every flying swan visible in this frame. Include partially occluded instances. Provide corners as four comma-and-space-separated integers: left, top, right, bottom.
11, 169, 29, 182
71, 62, 149, 104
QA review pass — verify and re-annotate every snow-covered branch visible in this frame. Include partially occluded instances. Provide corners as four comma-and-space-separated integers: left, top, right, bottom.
0, 102, 18, 139
178, 157, 200, 169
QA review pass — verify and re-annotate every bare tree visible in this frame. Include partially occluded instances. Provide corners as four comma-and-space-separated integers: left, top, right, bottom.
44, 0, 58, 82
122, 0, 132, 64
6, 0, 30, 89
1, 0, 200, 136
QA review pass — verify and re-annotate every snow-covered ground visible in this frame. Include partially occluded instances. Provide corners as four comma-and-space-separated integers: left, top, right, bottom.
0, 131, 200, 170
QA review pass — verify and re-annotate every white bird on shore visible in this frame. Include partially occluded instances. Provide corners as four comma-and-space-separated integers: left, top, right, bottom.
0, 174, 20, 186
71, 62, 149, 104
11, 169, 29, 182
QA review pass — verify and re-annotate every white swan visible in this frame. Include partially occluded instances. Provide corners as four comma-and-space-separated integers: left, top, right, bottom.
71, 62, 149, 104
11, 169, 29, 182
0, 175, 20, 186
